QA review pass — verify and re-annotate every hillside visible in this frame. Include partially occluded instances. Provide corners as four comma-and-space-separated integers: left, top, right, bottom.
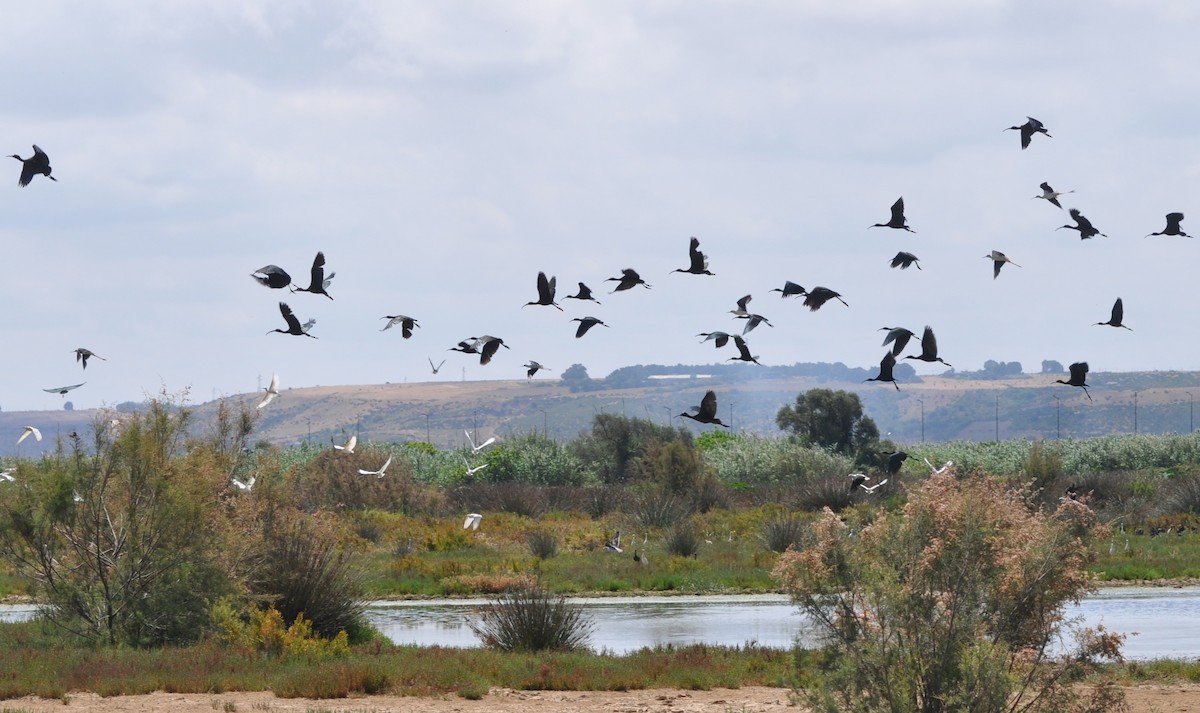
3, 365, 1199, 456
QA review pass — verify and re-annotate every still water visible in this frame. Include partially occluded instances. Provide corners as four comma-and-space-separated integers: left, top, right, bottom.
2, 588, 1197, 659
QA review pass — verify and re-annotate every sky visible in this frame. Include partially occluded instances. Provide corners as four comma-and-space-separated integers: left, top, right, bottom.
1, 1, 1199, 413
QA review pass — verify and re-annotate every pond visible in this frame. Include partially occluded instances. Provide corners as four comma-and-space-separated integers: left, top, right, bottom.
3, 587, 1197, 659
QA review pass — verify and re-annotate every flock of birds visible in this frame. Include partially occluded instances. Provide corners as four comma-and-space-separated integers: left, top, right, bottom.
5, 114, 1183, 501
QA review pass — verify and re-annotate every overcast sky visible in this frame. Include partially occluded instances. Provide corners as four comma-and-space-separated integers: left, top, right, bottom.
1, 1, 1198, 412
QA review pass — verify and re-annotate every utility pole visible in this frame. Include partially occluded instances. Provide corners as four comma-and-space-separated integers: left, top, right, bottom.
1133, 392, 1139, 434
425, 412, 431, 444
918, 399, 925, 443
994, 395, 1000, 441
1053, 396, 1061, 440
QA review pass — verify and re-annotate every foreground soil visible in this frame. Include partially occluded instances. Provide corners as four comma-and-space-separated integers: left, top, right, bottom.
6, 684, 1200, 713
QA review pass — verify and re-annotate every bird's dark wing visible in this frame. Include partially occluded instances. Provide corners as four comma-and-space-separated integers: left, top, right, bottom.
16, 160, 34, 187
308, 252, 326, 289
480, 339, 501, 365
536, 271, 552, 301
698, 390, 719, 420
688, 237, 705, 271
736, 295, 751, 312
890, 197, 905, 223
1048, 195, 1062, 209
992, 259, 1002, 279
920, 326, 938, 358
879, 351, 896, 379
1040, 181, 1052, 192
1167, 213, 1185, 232
1069, 362, 1089, 383
574, 320, 592, 338
1068, 208, 1083, 225
733, 335, 752, 359
576, 282, 593, 299
1111, 298, 1123, 325
279, 302, 302, 331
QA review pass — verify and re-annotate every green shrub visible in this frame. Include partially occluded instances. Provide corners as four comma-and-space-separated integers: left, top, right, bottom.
526, 530, 559, 560
469, 586, 594, 652
664, 522, 702, 558
762, 515, 806, 553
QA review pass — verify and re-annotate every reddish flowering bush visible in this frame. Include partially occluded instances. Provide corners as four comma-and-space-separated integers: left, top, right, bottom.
773, 470, 1125, 713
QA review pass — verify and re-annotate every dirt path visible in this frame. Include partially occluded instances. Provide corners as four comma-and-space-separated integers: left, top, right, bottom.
5, 684, 1199, 712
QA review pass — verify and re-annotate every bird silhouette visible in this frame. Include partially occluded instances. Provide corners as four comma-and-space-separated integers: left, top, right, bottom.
476, 336, 510, 365
1146, 212, 1190, 238
1033, 182, 1073, 209
679, 390, 730, 428
803, 287, 848, 311
698, 331, 732, 348
729, 295, 753, 317
1005, 116, 1050, 149
984, 250, 1020, 279
1057, 208, 1107, 239
1095, 298, 1132, 330
672, 237, 715, 275
358, 455, 393, 478
572, 317, 609, 338
606, 268, 651, 292
10, 145, 56, 186
250, 264, 292, 289
524, 361, 550, 379
738, 313, 773, 335
290, 251, 334, 299
870, 197, 915, 232
1055, 362, 1092, 402
729, 335, 762, 365
333, 435, 357, 453
889, 251, 921, 270
563, 282, 602, 305
769, 281, 807, 298
904, 326, 952, 368
883, 451, 909, 475
864, 351, 901, 390
428, 357, 446, 374
74, 348, 105, 370
43, 383, 84, 396
268, 302, 317, 338
257, 374, 280, 408
17, 426, 42, 445
381, 315, 419, 337
879, 327, 916, 357
523, 271, 563, 310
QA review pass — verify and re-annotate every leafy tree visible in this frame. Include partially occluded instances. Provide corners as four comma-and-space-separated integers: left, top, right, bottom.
560, 363, 595, 393
1042, 359, 1065, 374
773, 472, 1125, 713
0, 399, 253, 645
570, 413, 690, 484
775, 388, 879, 465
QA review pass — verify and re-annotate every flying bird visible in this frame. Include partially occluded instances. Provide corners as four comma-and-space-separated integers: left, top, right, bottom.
678, 390, 730, 428
250, 264, 292, 289
0, 469, 14, 483
523, 271, 563, 310
984, 251, 1020, 279
1057, 208, 1107, 239
17, 426, 42, 445
10, 145, 56, 186
769, 281, 807, 298
333, 435, 357, 453
1033, 182, 1073, 209
463, 458, 489, 476
879, 327, 916, 357
870, 197, 915, 232
606, 268, 651, 293
1005, 116, 1051, 149
466, 430, 496, 454
904, 326, 952, 368
698, 331, 732, 348
74, 348, 105, 370
563, 282, 601, 305
381, 315, 419, 337
476, 335, 509, 365
257, 374, 280, 408
1094, 298, 1131, 330
268, 302, 317, 338
463, 513, 483, 530
728, 335, 762, 365
847, 473, 869, 493
231, 475, 256, 492
860, 479, 889, 494
358, 455, 393, 478
923, 458, 954, 475
1055, 362, 1092, 401
572, 317, 609, 338
864, 351, 901, 390
889, 251, 921, 270
803, 287, 848, 311
672, 236, 715, 275
43, 383, 84, 396
739, 313, 773, 335
428, 357, 445, 374
524, 361, 550, 379
729, 294, 754, 318
290, 251, 334, 299
883, 451, 909, 475
1146, 212, 1191, 238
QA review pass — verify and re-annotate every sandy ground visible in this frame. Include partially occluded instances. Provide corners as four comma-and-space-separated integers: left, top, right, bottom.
5, 684, 1200, 713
